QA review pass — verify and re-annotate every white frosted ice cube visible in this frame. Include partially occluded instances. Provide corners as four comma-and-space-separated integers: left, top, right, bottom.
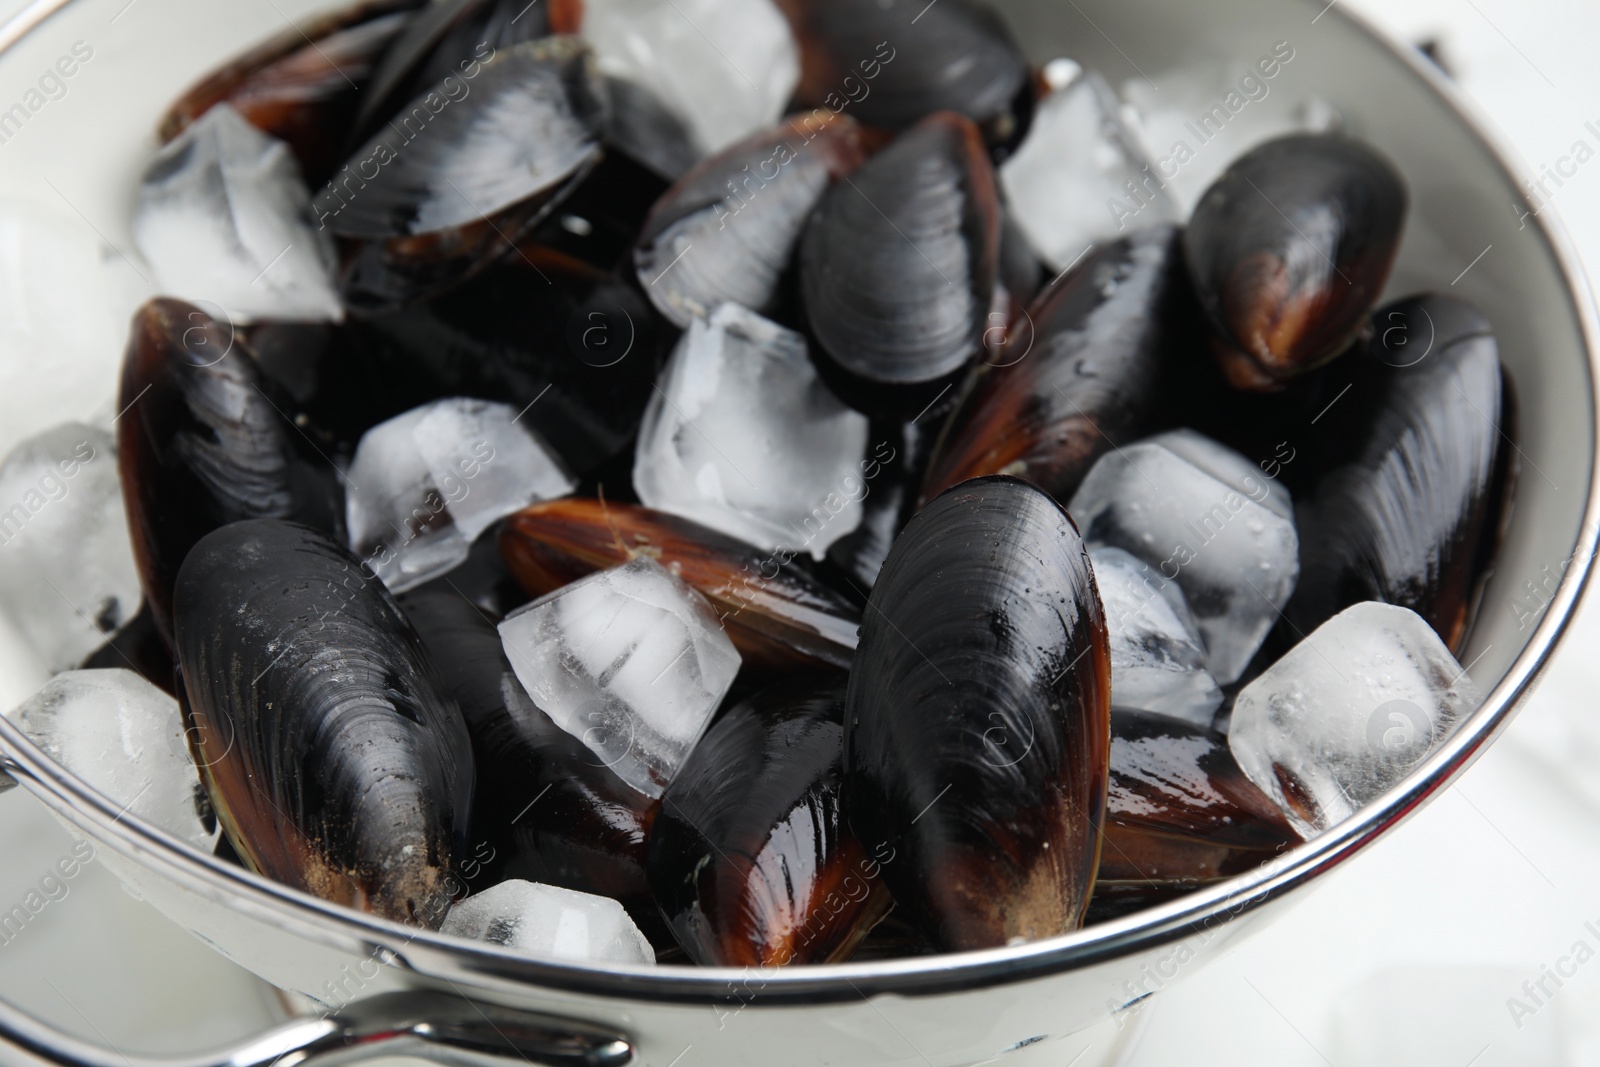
1093, 546, 1221, 728
442, 879, 655, 965
346, 398, 575, 593
633, 303, 869, 559
6, 669, 215, 851
1069, 428, 1297, 684
0, 425, 141, 672
497, 557, 740, 798
1000, 69, 1177, 271
1229, 602, 1481, 837
582, 0, 799, 153
133, 105, 342, 324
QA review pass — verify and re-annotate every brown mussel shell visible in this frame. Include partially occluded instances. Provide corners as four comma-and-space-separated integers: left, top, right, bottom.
117, 299, 343, 644
844, 475, 1110, 951
648, 676, 892, 966
173, 519, 474, 928
799, 111, 1000, 415
1184, 133, 1406, 390
922, 224, 1200, 504
499, 498, 861, 672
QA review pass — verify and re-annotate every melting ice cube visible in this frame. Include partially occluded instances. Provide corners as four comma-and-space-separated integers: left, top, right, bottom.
1093, 546, 1222, 728
442, 879, 655, 965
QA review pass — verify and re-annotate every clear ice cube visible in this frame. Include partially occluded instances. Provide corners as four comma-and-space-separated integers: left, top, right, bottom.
442, 879, 655, 965
0, 424, 142, 672
346, 398, 576, 594
633, 303, 869, 559
1000, 68, 1177, 271
1229, 602, 1481, 837
581, 0, 799, 153
1092, 546, 1222, 728
496, 557, 740, 798
6, 669, 215, 851
1068, 428, 1298, 684
133, 105, 342, 324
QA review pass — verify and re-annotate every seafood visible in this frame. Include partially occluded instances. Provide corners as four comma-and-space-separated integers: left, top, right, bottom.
498, 497, 860, 671
81, 605, 176, 697
844, 476, 1110, 950
1184, 133, 1406, 390
823, 420, 928, 591
173, 519, 473, 927
648, 676, 892, 966
117, 299, 343, 643
799, 111, 1000, 415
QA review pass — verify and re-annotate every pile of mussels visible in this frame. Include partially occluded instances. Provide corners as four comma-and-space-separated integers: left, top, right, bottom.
0, 0, 1514, 969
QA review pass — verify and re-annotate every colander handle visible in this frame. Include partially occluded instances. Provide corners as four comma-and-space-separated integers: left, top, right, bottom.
0, 988, 634, 1067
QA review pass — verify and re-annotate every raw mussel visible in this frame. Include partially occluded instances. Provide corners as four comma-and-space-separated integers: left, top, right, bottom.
117, 298, 343, 643
800, 111, 1000, 416
173, 519, 473, 927
499, 498, 860, 672
81, 604, 176, 697
845, 476, 1110, 950
1185, 133, 1406, 390
649, 676, 892, 966
823, 420, 928, 591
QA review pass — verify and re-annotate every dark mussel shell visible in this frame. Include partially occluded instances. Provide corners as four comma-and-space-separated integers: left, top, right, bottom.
396, 579, 655, 911
319, 36, 606, 312
1285, 294, 1513, 654
80, 604, 175, 697
635, 109, 868, 329
499, 498, 860, 672
174, 519, 473, 927
649, 677, 892, 966
1094, 709, 1298, 909
602, 76, 702, 184
844, 476, 1110, 950
118, 299, 343, 644
1185, 133, 1406, 390
774, 0, 1028, 145
800, 111, 1000, 416
157, 0, 419, 186
921, 224, 1199, 504
823, 422, 929, 592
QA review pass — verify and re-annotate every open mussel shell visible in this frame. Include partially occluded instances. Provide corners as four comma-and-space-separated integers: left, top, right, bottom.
922, 224, 1200, 504
499, 498, 860, 672
1284, 294, 1514, 654
800, 111, 1000, 416
844, 476, 1110, 951
1184, 133, 1406, 390
649, 676, 891, 966
635, 109, 868, 329
174, 519, 474, 928
118, 298, 344, 644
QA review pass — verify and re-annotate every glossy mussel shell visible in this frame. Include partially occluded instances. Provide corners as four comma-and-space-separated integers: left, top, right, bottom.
844, 476, 1110, 950
499, 498, 860, 672
649, 677, 892, 966
173, 519, 474, 927
1185, 133, 1407, 390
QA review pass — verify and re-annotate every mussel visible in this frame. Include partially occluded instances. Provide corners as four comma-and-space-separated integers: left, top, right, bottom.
648, 676, 892, 966
173, 519, 473, 927
823, 420, 927, 591
635, 109, 869, 329
1285, 294, 1514, 654
800, 111, 1000, 415
81, 604, 175, 697
117, 298, 344, 643
844, 476, 1110, 950
498, 498, 860, 671
1184, 133, 1406, 390
921, 224, 1200, 504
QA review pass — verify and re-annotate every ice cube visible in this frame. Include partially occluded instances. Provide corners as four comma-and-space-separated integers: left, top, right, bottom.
6, 669, 215, 851
1068, 428, 1297, 684
346, 399, 576, 594
133, 105, 342, 324
1229, 602, 1481, 837
581, 0, 799, 153
0, 425, 142, 672
442, 880, 655, 965
1000, 69, 1177, 272
497, 557, 740, 798
1092, 546, 1222, 728
633, 303, 869, 559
